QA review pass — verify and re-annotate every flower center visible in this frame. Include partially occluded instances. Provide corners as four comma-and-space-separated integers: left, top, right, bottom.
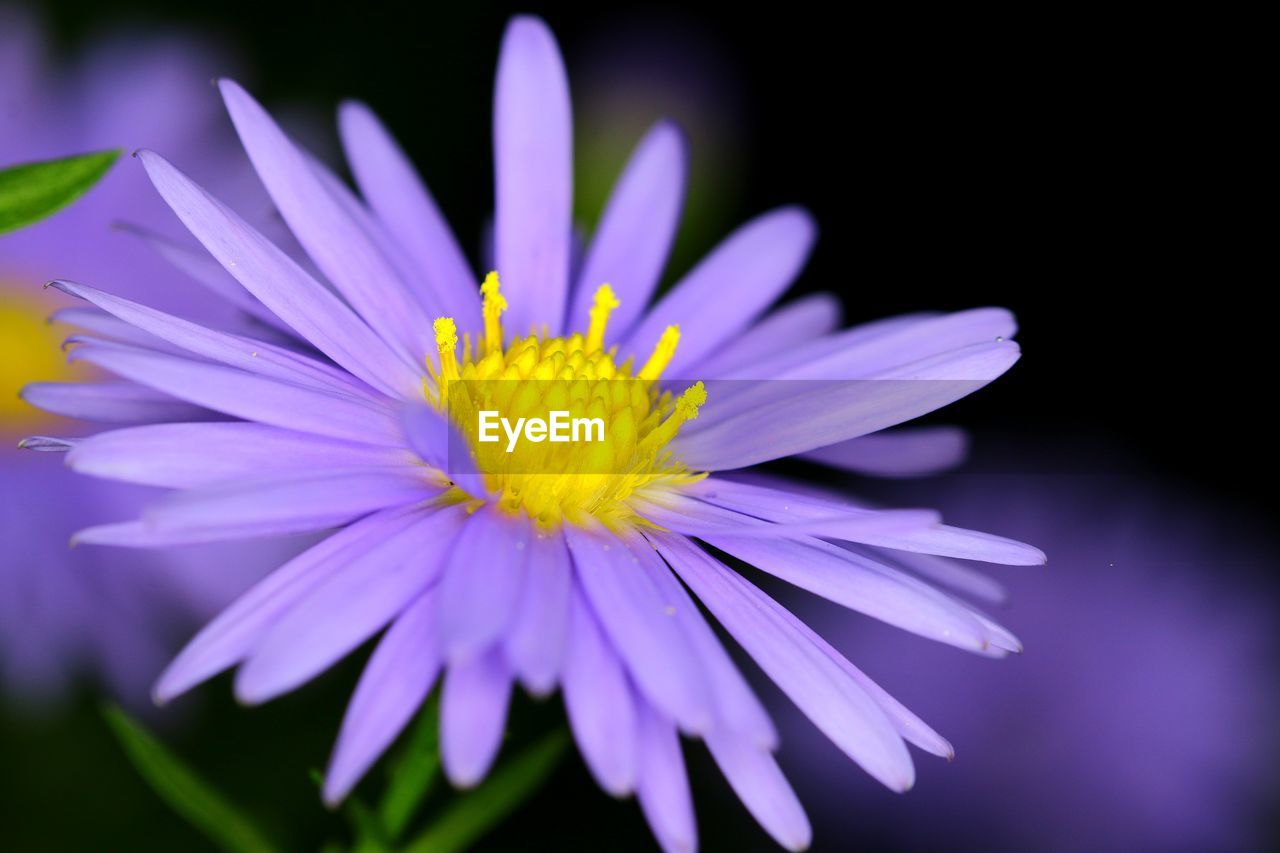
426, 273, 706, 529
0, 285, 78, 436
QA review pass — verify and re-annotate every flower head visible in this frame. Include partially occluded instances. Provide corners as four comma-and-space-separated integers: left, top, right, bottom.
27, 15, 1043, 848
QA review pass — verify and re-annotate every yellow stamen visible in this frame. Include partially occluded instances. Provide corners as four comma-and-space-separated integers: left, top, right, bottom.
480, 271, 507, 357
637, 325, 680, 381
585, 283, 620, 354
423, 278, 706, 530
639, 381, 706, 453
433, 317, 459, 402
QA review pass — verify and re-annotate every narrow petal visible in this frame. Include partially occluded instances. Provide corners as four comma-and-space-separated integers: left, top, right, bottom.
701, 534, 992, 653
652, 532, 914, 792
695, 292, 843, 378
67, 423, 413, 489
155, 505, 428, 702
324, 589, 443, 805
570, 121, 686, 340
138, 150, 419, 397
777, 307, 1016, 380
494, 15, 573, 335
435, 507, 530, 664
689, 478, 1046, 566
635, 700, 697, 853
235, 505, 465, 703
704, 732, 811, 852
624, 207, 816, 377
338, 100, 480, 330
220, 80, 437, 362
133, 469, 439, 544
561, 584, 637, 796
20, 381, 217, 424
116, 222, 288, 331
69, 343, 403, 446
844, 544, 1007, 605
800, 426, 970, 478
504, 527, 572, 695
633, 492, 938, 544
50, 279, 375, 399
441, 647, 514, 787
673, 342, 1020, 470
400, 402, 491, 500
565, 522, 714, 734
624, 529, 777, 749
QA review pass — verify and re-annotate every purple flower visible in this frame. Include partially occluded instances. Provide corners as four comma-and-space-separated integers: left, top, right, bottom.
781, 472, 1280, 853
0, 8, 285, 707
26, 15, 1044, 849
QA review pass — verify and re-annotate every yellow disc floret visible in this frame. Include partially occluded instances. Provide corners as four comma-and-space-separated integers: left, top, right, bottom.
426, 272, 706, 529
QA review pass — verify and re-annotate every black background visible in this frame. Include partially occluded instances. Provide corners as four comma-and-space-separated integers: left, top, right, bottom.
8, 1, 1269, 850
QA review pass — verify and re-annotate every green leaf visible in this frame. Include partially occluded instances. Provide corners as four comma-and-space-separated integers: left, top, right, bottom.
101, 705, 278, 853
0, 149, 120, 234
377, 694, 442, 841
402, 729, 569, 853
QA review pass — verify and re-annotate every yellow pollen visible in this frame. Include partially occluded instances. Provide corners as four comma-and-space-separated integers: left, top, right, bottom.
638, 325, 681, 381
585, 283, 620, 353
425, 277, 706, 530
432, 317, 459, 403
480, 271, 507, 357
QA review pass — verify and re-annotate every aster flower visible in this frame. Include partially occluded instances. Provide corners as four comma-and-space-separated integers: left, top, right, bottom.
781, 471, 1279, 853
0, 7, 288, 706
27, 15, 1044, 849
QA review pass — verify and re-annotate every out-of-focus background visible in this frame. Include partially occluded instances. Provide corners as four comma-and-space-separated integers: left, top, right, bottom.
1, 1, 1273, 850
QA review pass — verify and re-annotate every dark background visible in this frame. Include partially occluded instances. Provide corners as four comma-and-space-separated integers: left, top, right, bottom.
7, 1, 1267, 850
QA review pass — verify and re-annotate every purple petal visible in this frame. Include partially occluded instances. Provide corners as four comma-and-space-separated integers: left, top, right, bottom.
434, 507, 530, 664
116, 222, 288, 332
704, 731, 811, 851
673, 343, 1021, 470
494, 15, 573, 336
801, 426, 970, 478
561, 584, 637, 796
137, 150, 419, 398
569, 121, 686, 340
843, 544, 1007, 606
154, 505, 428, 702
78, 469, 438, 546
718, 311, 939, 380
400, 403, 491, 499
689, 477, 1046, 566
635, 700, 697, 853
441, 647, 514, 787
701, 534, 992, 653
50, 279, 374, 399
624, 529, 777, 749
503, 527, 572, 695
633, 492, 938, 544
235, 505, 466, 703
338, 101, 480, 330
324, 589, 443, 804
50, 306, 177, 350
565, 522, 714, 734
624, 207, 816, 377
777, 307, 1016, 380
652, 532, 914, 792
20, 381, 217, 424
220, 80, 437, 362
695, 292, 843, 378
69, 343, 402, 446
67, 423, 412, 489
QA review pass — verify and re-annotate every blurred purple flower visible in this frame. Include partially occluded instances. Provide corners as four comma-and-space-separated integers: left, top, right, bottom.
0, 7, 285, 709
781, 470, 1280, 853
24, 14, 1046, 849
